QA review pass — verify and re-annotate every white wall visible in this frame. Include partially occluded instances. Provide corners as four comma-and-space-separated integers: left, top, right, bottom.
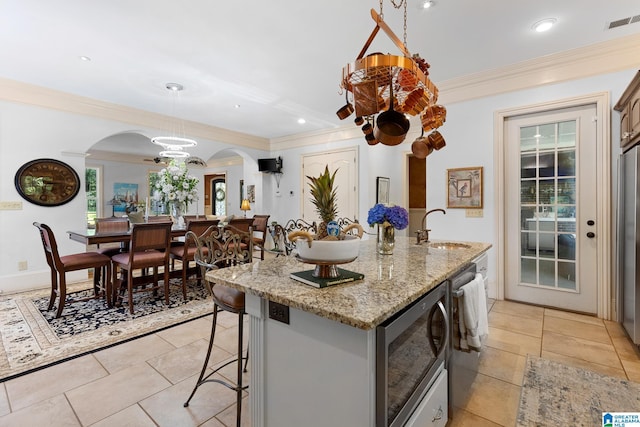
0, 101, 268, 293
268, 68, 636, 298
1, 68, 635, 296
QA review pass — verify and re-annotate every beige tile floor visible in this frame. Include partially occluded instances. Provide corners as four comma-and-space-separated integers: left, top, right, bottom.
0, 297, 639, 426
448, 300, 640, 427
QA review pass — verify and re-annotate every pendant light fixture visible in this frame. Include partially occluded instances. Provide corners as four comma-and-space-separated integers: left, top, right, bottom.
151, 83, 197, 158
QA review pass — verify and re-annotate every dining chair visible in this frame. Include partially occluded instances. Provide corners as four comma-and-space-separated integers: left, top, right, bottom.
93, 217, 129, 291
251, 214, 270, 260
169, 219, 219, 299
183, 223, 253, 427
111, 222, 172, 314
33, 222, 112, 317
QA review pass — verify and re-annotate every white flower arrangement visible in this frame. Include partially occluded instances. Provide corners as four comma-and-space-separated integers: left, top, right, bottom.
154, 160, 199, 209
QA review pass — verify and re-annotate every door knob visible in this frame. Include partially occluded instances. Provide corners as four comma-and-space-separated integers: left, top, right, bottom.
587, 232, 595, 238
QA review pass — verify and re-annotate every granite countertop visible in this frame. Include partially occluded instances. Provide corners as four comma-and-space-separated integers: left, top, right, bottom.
206, 236, 491, 330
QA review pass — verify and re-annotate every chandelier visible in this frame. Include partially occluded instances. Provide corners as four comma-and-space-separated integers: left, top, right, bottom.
151, 83, 197, 158
338, 1, 447, 159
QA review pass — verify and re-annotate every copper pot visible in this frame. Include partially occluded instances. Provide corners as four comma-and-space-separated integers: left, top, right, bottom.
336, 103, 354, 120
374, 85, 410, 146
411, 130, 432, 159
428, 130, 446, 150
365, 133, 379, 145
336, 91, 354, 120
361, 122, 373, 135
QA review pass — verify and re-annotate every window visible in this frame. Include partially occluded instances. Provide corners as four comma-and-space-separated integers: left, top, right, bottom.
85, 166, 100, 227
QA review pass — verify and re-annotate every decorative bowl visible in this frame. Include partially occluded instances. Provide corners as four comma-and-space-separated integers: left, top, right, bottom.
293, 234, 361, 263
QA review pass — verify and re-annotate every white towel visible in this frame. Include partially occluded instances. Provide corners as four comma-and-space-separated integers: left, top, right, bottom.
458, 273, 488, 352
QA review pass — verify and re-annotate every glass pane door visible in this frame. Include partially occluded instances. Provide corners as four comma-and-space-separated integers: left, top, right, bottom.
519, 120, 577, 291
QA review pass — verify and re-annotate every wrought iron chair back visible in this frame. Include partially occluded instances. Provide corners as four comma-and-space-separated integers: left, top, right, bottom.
282, 219, 317, 255
186, 224, 253, 293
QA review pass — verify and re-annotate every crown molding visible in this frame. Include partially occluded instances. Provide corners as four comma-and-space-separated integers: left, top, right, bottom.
0, 78, 269, 151
2, 31, 638, 155
273, 33, 640, 150
437, 32, 640, 105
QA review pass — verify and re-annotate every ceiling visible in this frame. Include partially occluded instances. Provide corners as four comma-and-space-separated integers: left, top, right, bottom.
2, 0, 640, 154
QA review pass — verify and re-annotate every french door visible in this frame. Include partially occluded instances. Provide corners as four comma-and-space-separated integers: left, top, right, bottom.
504, 104, 598, 313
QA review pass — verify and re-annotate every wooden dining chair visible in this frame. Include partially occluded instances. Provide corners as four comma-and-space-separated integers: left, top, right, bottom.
111, 222, 172, 314
33, 222, 112, 317
251, 214, 270, 260
183, 223, 253, 427
169, 219, 219, 299
93, 217, 129, 290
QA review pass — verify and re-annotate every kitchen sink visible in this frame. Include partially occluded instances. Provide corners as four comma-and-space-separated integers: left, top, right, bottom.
428, 242, 471, 250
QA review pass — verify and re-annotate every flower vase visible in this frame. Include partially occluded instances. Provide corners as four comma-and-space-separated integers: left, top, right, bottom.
170, 202, 185, 228
377, 223, 395, 255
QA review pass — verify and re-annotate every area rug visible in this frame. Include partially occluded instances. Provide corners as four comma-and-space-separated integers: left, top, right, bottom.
0, 279, 212, 382
517, 355, 640, 426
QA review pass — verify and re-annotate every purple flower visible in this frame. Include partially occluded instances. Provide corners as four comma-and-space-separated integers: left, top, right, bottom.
367, 203, 409, 230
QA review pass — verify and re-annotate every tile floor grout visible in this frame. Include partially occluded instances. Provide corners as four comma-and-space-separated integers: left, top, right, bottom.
449, 300, 640, 426
0, 297, 638, 426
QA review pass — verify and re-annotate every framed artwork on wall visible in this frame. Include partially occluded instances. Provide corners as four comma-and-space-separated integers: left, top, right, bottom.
113, 182, 139, 214
376, 176, 390, 204
247, 185, 255, 203
447, 166, 483, 209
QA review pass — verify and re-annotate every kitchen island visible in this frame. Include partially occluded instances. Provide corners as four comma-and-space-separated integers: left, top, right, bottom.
207, 236, 491, 427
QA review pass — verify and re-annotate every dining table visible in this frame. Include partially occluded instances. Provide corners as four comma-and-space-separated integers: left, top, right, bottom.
67, 224, 188, 246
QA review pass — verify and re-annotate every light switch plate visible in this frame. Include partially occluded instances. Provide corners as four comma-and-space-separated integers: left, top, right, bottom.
466, 209, 483, 218
0, 201, 23, 210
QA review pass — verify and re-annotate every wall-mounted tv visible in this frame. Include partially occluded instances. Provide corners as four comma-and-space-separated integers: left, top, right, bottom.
258, 156, 282, 173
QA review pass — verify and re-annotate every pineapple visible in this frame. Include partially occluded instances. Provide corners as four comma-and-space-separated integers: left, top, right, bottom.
307, 165, 338, 240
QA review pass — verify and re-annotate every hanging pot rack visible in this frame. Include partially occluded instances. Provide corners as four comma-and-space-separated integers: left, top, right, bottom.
339, 8, 446, 152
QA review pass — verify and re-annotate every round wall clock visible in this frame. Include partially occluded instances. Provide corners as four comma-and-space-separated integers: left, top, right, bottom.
14, 158, 81, 207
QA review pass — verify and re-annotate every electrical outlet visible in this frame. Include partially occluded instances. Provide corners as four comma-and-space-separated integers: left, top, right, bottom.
268, 301, 290, 324
18, 261, 27, 271
466, 209, 483, 218
0, 201, 22, 210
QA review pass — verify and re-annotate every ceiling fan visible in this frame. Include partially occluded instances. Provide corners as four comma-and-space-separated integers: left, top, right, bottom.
143, 156, 207, 167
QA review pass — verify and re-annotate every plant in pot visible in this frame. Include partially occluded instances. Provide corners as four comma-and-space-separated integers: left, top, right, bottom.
288, 166, 364, 277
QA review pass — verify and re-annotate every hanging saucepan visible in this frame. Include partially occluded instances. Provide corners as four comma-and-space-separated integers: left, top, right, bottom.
411, 128, 432, 159
336, 90, 354, 120
374, 83, 410, 146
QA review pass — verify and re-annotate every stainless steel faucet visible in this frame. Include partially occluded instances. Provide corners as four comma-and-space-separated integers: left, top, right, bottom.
415, 208, 446, 244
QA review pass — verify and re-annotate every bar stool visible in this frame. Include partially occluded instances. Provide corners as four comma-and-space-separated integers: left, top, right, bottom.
183, 224, 253, 427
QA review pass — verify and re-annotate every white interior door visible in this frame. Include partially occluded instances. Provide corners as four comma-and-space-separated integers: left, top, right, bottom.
505, 104, 598, 313
302, 148, 358, 223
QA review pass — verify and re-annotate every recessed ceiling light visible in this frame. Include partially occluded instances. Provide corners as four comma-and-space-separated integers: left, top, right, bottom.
419, 0, 435, 9
532, 18, 556, 33
78, 55, 91, 61
297, 118, 306, 124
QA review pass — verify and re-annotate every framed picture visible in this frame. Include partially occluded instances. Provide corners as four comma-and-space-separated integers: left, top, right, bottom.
14, 158, 80, 207
376, 176, 390, 204
447, 167, 483, 208
113, 182, 139, 214
247, 184, 255, 203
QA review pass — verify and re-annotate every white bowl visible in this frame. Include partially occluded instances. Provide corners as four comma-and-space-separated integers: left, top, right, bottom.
295, 235, 361, 263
